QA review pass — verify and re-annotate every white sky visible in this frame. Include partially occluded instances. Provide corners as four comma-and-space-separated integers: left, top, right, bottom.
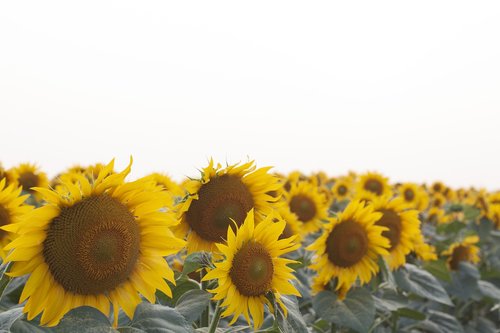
1, 1, 499, 189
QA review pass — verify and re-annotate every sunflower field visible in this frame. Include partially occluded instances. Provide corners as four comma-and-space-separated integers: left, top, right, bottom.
0, 159, 499, 333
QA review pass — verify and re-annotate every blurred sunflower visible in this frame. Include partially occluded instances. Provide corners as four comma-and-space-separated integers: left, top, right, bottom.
202, 210, 300, 330
2, 158, 185, 326
356, 172, 392, 198
332, 178, 352, 201
487, 205, 500, 228
0, 163, 8, 182
284, 181, 328, 234
307, 200, 389, 298
430, 181, 445, 194
397, 183, 421, 209
8, 163, 49, 200
370, 196, 421, 270
442, 236, 480, 270
176, 159, 280, 253
430, 193, 447, 209
142, 172, 184, 197
0, 179, 32, 259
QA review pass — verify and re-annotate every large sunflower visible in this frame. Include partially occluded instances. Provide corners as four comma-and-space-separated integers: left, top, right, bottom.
307, 200, 390, 298
176, 159, 280, 253
2, 158, 186, 326
283, 181, 328, 234
442, 236, 480, 270
356, 172, 392, 198
0, 179, 33, 259
8, 163, 49, 201
370, 196, 421, 270
202, 210, 300, 330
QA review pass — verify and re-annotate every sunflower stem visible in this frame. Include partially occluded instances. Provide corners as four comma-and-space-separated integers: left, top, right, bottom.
200, 270, 210, 327
208, 301, 222, 333
0, 262, 13, 301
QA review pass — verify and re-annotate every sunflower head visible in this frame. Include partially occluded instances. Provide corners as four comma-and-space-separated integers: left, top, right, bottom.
357, 172, 392, 198
332, 178, 352, 201
284, 181, 329, 234
431, 193, 447, 209
0, 163, 8, 182
8, 163, 49, 200
431, 181, 445, 194
177, 159, 280, 253
398, 183, 421, 209
487, 205, 500, 228
202, 210, 300, 330
307, 200, 390, 296
141, 172, 184, 197
442, 236, 480, 270
0, 179, 33, 259
369, 196, 422, 270
2, 158, 185, 327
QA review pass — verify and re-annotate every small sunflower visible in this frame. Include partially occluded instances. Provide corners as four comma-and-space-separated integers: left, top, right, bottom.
0, 163, 8, 182
0, 179, 33, 259
284, 181, 328, 234
141, 172, 184, 197
370, 196, 421, 270
274, 204, 302, 242
307, 200, 390, 298
202, 210, 300, 330
430, 193, 447, 209
397, 183, 421, 209
176, 159, 280, 253
487, 205, 500, 229
442, 236, 480, 270
332, 178, 352, 202
426, 207, 450, 224
2, 158, 186, 326
356, 172, 392, 198
8, 163, 49, 200
430, 181, 445, 194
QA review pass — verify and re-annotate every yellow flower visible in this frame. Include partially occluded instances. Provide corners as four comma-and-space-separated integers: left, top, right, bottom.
8, 163, 49, 201
0, 179, 33, 259
332, 178, 352, 202
397, 183, 422, 209
141, 172, 184, 197
2, 158, 185, 327
176, 159, 280, 253
283, 181, 329, 234
442, 236, 480, 270
356, 172, 392, 198
202, 210, 300, 330
307, 200, 390, 298
370, 196, 422, 270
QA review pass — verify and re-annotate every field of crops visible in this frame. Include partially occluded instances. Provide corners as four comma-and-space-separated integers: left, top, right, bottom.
0, 158, 499, 333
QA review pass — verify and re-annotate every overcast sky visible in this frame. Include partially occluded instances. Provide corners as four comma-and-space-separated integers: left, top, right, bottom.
1, 1, 499, 189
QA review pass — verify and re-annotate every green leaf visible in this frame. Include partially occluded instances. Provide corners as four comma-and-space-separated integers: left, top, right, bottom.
373, 289, 408, 312
423, 259, 451, 282
478, 280, 500, 302
182, 252, 210, 277
394, 264, 453, 306
312, 288, 375, 333
119, 303, 193, 333
448, 262, 481, 301
158, 275, 200, 307
427, 310, 464, 333
275, 295, 308, 333
436, 221, 467, 235
0, 307, 24, 331
396, 307, 426, 321
175, 289, 212, 322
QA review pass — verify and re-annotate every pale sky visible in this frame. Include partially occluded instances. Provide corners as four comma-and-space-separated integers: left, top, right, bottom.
1, 1, 499, 189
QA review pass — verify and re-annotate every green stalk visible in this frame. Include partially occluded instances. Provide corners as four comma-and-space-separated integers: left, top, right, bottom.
0, 262, 13, 300
208, 301, 223, 333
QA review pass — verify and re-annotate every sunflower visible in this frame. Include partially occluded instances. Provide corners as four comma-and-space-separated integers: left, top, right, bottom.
442, 236, 480, 270
430, 181, 445, 194
487, 205, 500, 228
86, 163, 111, 181
307, 200, 390, 298
356, 172, 392, 198
0, 163, 8, 182
141, 172, 184, 197
397, 183, 421, 209
202, 210, 300, 330
273, 204, 302, 242
332, 178, 352, 202
283, 171, 305, 192
1, 158, 186, 326
426, 207, 449, 224
8, 163, 49, 201
284, 181, 329, 234
430, 193, 447, 209
176, 159, 280, 253
369, 196, 421, 270
412, 232, 437, 261
0, 179, 33, 259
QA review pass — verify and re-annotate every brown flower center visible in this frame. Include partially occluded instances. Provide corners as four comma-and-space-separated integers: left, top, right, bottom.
337, 185, 348, 196
326, 220, 368, 268
432, 183, 442, 193
229, 241, 274, 296
18, 172, 39, 192
289, 195, 317, 222
404, 189, 415, 202
0, 204, 11, 240
364, 179, 383, 196
185, 175, 254, 243
375, 209, 402, 251
449, 245, 470, 270
43, 194, 140, 295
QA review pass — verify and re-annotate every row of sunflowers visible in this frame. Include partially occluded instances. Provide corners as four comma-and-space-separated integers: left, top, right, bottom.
0, 159, 499, 333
